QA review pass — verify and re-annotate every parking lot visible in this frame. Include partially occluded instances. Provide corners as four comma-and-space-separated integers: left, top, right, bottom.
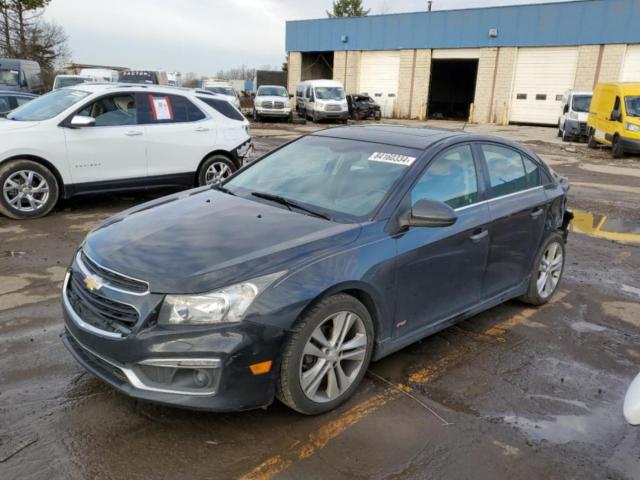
1, 119, 639, 480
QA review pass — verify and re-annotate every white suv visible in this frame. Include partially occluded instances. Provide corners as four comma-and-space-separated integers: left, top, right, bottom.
0, 83, 251, 219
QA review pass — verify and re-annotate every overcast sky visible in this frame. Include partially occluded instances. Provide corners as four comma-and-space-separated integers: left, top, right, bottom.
43, 0, 570, 76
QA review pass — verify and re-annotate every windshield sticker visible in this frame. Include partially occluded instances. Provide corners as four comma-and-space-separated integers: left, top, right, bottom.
368, 152, 416, 167
149, 95, 173, 121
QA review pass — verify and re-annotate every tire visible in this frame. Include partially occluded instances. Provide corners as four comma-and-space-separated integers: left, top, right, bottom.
277, 293, 375, 415
312, 110, 319, 123
287, 112, 293, 123
253, 111, 260, 122
587, 129, 598, 149
612, 135, 625, 158
561, 128, 571, 142
520, 233, 565, 306
0, 159, 59, 220
374, 111, 381, 121
197, 155, 236, 186
557, 127, 562, 138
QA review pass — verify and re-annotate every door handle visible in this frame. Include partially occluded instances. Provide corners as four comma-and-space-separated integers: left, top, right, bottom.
195, 127, 210, 132
469, 228, 488, 243
124, 131, 143, 136
530, 207, 544, 219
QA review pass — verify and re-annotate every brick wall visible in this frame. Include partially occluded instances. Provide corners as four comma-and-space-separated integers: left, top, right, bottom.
287, 52, 302, 94
345, 51, 361, 93
472, 48, 498, 123
598, 44, 626, 82
574, 45, 601, 90
492, 47, 517, 124
410, 49, 431, 119
397, 50, 416, 118
333, 51, 347, 84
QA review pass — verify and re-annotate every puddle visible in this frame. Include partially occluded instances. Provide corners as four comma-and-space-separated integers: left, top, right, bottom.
571, 209, 640, 244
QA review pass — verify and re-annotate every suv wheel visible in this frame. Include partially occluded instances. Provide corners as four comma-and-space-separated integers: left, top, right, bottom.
520, 233, 565, 306
198, 155, 236, 186
277, 294, 374, 415
0, 159, 59, 219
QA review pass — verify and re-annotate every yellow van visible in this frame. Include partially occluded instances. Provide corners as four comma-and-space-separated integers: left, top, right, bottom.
587, 83, 640, 158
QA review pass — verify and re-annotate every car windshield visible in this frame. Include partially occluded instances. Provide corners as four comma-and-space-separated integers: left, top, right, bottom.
0, 69, 19, 87
7, 88, 90, 121
625, 96, 640, 117
572, 95, 591, 113
55, 77, 88, 89
225, 136, 420, 221
206, 86, 235, 96
119, 71, 157, 84
257, 86, 288, 97
315, 87, 345, 100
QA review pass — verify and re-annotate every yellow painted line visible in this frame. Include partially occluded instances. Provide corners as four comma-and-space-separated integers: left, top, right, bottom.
241, 293, 567, 479
571, 210, 640, 244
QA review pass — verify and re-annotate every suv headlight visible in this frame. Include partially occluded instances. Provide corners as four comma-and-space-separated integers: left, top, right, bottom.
158, 271, 286, 325
626, 122, 640, 132
568, 112, 579, 120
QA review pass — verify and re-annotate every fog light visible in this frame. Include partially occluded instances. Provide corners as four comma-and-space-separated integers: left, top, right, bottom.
193, 368, 212, 388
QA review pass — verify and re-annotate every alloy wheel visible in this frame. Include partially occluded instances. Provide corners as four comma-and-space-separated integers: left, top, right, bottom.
2, 170, 50, 213
536, 241, 563, 298
299, 311, 368, 403
204, 162, 232, 185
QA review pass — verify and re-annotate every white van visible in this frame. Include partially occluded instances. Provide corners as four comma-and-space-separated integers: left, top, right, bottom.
295, 79, 348, 123
558, 90, 592, 141
79, 68, 119, 82
203, 80, 241, 109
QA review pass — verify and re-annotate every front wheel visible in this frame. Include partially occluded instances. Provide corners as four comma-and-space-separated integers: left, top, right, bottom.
612, 136, 625, 158
520, 233, 565, 306
0, 159, 59, 219
277, 294, 374, 415
197, 155, 236, 186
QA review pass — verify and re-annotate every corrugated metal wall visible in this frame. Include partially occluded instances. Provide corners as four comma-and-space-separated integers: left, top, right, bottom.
286, 0, 640, 53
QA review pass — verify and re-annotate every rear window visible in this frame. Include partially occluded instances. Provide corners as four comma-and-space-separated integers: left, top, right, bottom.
197, 96, 245, 121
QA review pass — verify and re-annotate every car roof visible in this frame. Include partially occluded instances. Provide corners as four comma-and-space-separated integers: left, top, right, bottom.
67, 83, 202, 96
311, 125, 467, 150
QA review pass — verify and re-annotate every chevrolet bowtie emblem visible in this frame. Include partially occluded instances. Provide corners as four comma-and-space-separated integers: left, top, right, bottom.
84, 274, 105, 291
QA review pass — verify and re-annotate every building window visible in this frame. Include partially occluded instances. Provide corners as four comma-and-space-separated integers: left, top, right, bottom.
516, 93, 527, 100
536, 94, 547, 101
555, 94, 563, 101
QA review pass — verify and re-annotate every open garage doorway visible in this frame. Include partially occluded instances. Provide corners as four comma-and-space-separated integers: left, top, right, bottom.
427, 59, 478, 120
301, 52, 334, 81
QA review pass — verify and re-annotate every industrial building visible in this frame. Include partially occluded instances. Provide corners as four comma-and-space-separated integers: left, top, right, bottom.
285, 0, 640, 124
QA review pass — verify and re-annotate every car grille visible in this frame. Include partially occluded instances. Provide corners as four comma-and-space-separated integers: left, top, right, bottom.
261, 101, 273, 108
274, 101, 285, 109
67, 271, 139, 335
81, 251, 148, 294
325, 104, 342, 112
579, 122, 588, 135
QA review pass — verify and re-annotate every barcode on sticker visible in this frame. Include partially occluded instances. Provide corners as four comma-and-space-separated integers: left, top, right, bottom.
368, 152, 416, 166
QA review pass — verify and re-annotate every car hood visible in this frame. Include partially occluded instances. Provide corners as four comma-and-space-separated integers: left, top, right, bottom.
256, 95, 290, 103
0, 118, 40, 130
83, 189, 361, 293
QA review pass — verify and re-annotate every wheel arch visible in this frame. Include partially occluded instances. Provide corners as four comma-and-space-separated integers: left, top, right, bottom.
0, 154, 66, 197
197, 150, 239, 176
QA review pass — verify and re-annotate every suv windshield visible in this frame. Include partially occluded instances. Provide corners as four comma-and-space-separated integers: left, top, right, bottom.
7, 88, 90, 121
119, 71, 158, 84
206, 86, 235, 96
572, 95, 591, 113
257, 86, 288, 97
315, 87, 345, 100
54, 77, 88, 89
0, 69, 19, 87
625, 96, 640, 117
225, 136, 419, 221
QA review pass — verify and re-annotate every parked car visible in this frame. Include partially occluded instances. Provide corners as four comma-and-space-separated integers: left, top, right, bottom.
79, 68, 119, 82
52, 74, 95, 90
60, 125, 571, 414
296, 79, 349, 123
118, 70, 168, 85
587, 82, 640, 158
624, 372, 640, 425
0, 84, 251, 219
253, 85, 292, 122
558, 90, 591, 141
203, 81, 241, 109
347, 94, 382, 121
0, 58, 43, 93
0, 90, 36, 116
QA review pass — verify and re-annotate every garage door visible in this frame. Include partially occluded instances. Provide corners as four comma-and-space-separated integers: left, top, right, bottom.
510, 47, 579, 125
359, 51, 400, 118
621, 45, 640, 81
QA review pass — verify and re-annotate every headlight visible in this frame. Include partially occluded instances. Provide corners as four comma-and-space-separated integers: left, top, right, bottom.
158, 271, 286, 325
626, 122, 640, 132
568, 112, 579, 120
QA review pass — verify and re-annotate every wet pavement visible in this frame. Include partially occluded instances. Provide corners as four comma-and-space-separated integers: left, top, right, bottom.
1, 120, 639, 480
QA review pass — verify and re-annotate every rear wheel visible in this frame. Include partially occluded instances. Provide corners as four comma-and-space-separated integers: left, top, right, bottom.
0, 159, 59, 219
197, 155, 236, 186
277, 294, 374, 415
520, 233, 565, 306
612, 135, 625, 158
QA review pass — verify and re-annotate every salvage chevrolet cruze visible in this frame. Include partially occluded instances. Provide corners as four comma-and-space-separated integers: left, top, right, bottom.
61, 125, 571, 415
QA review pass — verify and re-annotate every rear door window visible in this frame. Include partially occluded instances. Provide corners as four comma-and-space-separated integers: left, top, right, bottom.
139, 93, 206, 124
481, 144, 541, 198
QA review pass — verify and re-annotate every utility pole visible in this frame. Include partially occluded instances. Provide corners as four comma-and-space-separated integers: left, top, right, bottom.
427, 1, 433, 12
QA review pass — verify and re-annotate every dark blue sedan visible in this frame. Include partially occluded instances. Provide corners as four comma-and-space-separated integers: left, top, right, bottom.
61, 125, 571, 414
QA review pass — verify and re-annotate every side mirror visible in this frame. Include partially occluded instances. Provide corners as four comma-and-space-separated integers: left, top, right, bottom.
563, 105, 569, 114
400, 199, 458, 228
69, 115, 96, 127
251, 92, 255, 98
610, 110, 622, 122
289, 93, 293, 98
